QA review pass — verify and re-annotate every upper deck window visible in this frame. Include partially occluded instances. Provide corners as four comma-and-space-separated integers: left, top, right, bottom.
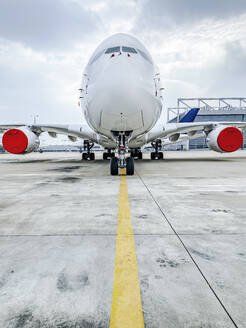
122, 46, 137, 53
89, 49, 105, 65
137, 48, 152, 63
105, 46, 121, 54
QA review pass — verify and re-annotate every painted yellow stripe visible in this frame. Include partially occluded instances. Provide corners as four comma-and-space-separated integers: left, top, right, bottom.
110, 168, 144, 328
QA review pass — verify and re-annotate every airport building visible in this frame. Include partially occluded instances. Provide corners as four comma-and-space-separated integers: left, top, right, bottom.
167, 97, 246, 150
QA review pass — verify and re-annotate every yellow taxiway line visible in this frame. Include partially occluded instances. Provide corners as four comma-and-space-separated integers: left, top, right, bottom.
110, 169, 144, 328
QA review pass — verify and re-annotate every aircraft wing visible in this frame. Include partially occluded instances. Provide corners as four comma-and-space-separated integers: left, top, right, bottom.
161, 131, 205, 147
0, 124, 100, 144
147, 121, 246, 143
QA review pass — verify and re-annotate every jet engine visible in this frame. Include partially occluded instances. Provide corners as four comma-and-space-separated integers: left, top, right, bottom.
2, 127, 40, 154
206, 126, 243, 153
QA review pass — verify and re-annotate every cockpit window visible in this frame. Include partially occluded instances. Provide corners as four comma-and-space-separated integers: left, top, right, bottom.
137, 48, 152, 63
89, 49, 104, 65
122, 46, 137, 53
105, 46, 121, 54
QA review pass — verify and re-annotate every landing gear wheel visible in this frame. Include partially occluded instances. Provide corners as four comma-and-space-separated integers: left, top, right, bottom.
151, 140, 162, 160
110, 157, 119, 175
138, 152, 143, 160
82, 153, 88, 160
126, 157, 134, 175
90, 153, 95, 160
103, 152, 108, 160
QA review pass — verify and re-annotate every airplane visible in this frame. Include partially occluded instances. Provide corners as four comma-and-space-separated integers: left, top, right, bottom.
1, 33, 246, 175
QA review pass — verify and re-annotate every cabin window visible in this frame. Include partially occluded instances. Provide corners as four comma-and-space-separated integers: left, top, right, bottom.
105, 46, 121, 54
122, 46, 137, 53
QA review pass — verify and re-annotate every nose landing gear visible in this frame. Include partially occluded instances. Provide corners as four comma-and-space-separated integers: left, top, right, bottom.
110, 132, 134, 175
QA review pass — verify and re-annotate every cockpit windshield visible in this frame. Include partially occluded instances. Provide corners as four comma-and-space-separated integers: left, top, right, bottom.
122, 46, 137, 53
89, 45, 152, 66
105, 46, 121, 54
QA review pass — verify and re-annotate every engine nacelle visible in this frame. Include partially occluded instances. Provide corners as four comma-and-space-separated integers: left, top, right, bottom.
206, 126, 243, 153
2, 127, 40, 154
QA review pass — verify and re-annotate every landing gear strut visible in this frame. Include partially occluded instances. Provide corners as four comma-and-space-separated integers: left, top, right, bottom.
118, 133, 126, 169
82, 140, 95, 160
151, 139, 163, 160
110, 132, 134, 175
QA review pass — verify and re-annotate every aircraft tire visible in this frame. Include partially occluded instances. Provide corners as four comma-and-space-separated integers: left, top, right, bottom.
110, 157, 118, 175
90, 153, 95, 160
82, 153, 88, 160
158, 152, 163, 159
126, 157, 134, 175
103, 152, 108, 160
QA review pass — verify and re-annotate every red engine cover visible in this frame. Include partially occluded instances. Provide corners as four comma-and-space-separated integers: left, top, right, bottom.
2, 129, 28, 154
217, 127, 243, 152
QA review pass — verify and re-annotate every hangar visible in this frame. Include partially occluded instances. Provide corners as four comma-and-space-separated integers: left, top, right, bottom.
167, 97, 246, 150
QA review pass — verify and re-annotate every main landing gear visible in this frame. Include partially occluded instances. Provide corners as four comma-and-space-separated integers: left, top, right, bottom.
130, 148, 142, 159
82, 140, 95, 160
110, 132, 134, 176
103, 149, 115, 160
151, 139, 163, 160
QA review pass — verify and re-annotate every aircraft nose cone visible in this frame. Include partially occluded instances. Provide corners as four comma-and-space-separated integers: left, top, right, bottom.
89, 71, 142, 112
88, 76, 146, 131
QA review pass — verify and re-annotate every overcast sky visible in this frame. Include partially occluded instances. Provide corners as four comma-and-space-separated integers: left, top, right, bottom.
0, 0, 246, 127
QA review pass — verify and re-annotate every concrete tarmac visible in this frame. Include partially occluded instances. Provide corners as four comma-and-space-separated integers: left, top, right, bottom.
0, 151, 245, 328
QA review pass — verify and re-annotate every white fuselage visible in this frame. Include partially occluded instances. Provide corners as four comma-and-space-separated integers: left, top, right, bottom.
80, 33, 163, 148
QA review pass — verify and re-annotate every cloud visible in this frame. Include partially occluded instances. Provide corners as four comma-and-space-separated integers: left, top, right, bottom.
134, 0, 246, 32
0, 39, 83, 124
0, 0, 100, 51
135, 12, 246, 108
0, 0, 246, 128
202, 40, 246, 96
